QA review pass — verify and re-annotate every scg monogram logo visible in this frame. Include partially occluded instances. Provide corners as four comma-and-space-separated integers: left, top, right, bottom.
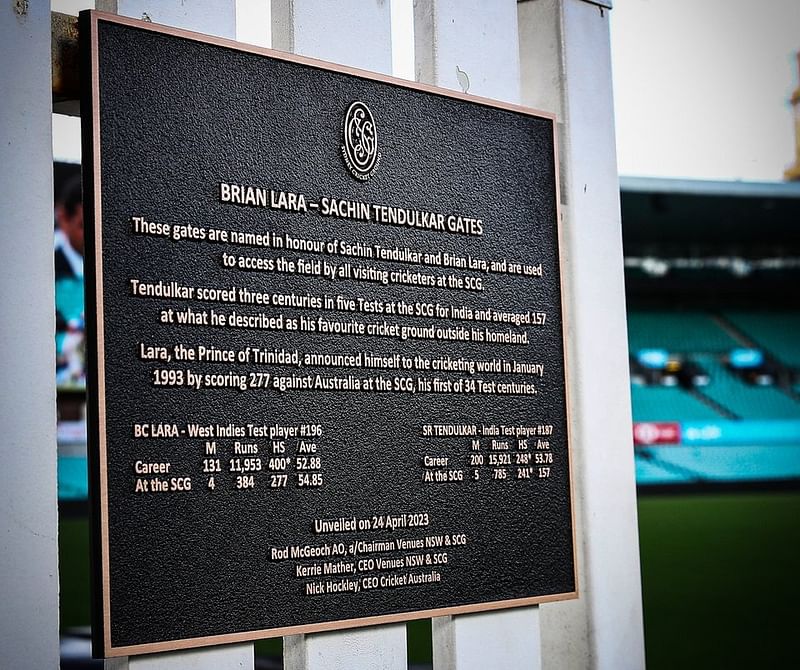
341, 101, 381, 181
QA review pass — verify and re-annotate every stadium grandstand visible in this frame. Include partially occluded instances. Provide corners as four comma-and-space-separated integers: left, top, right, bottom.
622, 176, 800, 487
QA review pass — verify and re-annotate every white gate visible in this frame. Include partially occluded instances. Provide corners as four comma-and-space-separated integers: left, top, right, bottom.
0, 1, 643, 668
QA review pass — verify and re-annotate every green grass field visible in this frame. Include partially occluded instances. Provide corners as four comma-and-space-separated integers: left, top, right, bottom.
638, 491, 800, 669
59, 491, 800, 666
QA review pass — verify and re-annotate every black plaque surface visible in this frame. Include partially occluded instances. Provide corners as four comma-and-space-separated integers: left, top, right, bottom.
81, 11, 575, 657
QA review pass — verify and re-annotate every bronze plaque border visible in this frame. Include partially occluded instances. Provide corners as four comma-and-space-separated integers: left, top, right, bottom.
82, 9, 577, 657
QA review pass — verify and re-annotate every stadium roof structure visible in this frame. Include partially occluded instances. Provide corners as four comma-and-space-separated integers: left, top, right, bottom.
620, 176, 800, 252
620, 177, 800, 306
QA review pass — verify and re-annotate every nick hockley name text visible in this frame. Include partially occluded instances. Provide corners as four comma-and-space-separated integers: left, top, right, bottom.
305, 571, 442, 595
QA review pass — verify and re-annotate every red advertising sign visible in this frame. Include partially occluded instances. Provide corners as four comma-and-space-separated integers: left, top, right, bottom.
633, 422, 681, 446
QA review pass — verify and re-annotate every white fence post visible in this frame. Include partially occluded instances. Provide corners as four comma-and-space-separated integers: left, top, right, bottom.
269, 1, 405, 666
518, 1, 646, 669
0, 1, 60, 668
92, 2, 253, 667
412, 3, 542, 668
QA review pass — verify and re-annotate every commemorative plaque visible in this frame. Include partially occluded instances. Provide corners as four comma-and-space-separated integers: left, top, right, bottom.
81, 11, 576, 657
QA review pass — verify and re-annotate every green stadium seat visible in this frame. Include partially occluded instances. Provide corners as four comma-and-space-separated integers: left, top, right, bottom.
724, 312, 800, 367
695, 355, 800, 420
630, 385, 724, 422
634, 451, 694, 484
628, 311, 800, 423
628, 311, 738, 353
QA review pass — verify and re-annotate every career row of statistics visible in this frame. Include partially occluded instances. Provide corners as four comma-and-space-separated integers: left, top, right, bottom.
130, 443, 554, 495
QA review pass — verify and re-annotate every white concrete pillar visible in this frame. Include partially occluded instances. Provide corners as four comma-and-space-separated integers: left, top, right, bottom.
0, 1, 60, 669
518, 1, 646, 668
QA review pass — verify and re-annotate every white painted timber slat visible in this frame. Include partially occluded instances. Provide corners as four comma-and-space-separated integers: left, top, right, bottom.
96, 0, 236, 36
413, 3, 542, 668
0, 0, 60, 667
95, 2, 252, 667
271, 0, 392, 74
271, 1, 404, 666
518, 1, 646, 669
105, 644, 254, 670
414, 0, 520, 102
433, 608, 542, 670
284, 624, 408, 670
235, 0, 271, 48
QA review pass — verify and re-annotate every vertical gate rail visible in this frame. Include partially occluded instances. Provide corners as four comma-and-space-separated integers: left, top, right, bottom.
1, 1, 60, 667
414, 2, 542, 667
519, 1, 646, 668
272, 1, 406, 667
